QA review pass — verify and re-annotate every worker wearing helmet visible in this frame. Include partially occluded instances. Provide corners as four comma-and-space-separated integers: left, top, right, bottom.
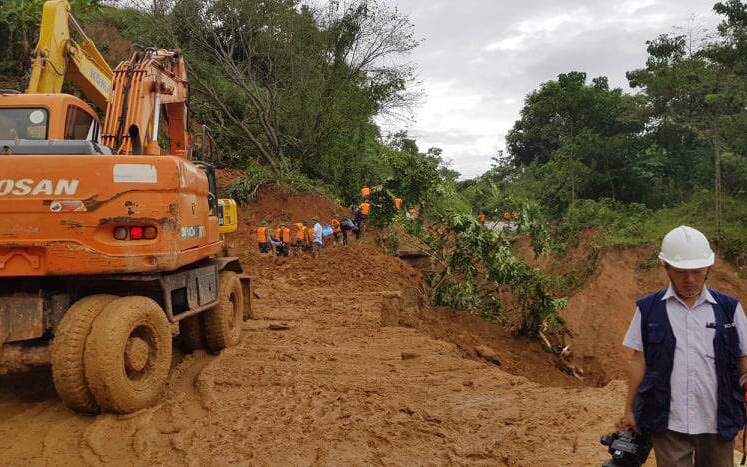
311, 216, 323, 258
256, 221, 271, 254
621, 226, 747, 465
331, 215, 342, 245
294, 221, 307, 255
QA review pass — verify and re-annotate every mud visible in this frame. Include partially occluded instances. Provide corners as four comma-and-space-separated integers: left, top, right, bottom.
0, 188, 647, 465
0, 273, 623, 465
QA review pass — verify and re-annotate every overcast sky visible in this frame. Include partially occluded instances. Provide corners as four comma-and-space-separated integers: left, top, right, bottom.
379, 0, 721, 179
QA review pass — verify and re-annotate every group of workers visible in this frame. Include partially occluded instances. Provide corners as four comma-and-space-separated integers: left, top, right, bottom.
256, 215, 358, 258
255, 186, 406, 258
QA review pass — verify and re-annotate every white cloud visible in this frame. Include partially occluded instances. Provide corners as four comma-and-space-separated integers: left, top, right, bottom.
383, 0, 720, 179
617, 0, 658, 15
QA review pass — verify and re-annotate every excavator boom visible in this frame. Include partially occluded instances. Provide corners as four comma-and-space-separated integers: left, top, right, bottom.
102, 49, 189, 157
26, 0, 113, 110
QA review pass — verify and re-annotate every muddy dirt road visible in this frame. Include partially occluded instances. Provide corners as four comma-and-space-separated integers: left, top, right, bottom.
0, 238, 626, 466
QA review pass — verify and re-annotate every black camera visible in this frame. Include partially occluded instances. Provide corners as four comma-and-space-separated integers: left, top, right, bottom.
600, 431, 652, 467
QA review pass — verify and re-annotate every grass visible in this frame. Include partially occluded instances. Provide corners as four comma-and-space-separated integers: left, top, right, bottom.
560, 191, 747, 263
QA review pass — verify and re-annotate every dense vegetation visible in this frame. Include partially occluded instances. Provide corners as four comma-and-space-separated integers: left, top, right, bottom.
6, 0, 747, 335
460, 1, 747, 263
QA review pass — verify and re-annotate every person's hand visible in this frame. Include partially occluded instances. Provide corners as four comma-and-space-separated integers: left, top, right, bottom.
621, 410, 639, 433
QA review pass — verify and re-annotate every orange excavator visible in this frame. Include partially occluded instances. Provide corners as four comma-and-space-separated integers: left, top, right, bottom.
0, 37, 251, 413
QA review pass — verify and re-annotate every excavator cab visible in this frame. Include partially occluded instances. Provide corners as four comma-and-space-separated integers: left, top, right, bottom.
0, 93, 108, 154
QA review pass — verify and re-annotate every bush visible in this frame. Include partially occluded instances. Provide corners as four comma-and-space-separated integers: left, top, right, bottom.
561, 198, 652, 246
222, 160, 330, 205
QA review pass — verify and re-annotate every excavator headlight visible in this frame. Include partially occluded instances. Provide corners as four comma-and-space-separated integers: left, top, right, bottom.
113, 226, 128, 240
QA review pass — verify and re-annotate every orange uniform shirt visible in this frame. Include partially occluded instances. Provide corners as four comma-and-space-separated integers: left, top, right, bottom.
295, 223, 306, 241
275, 227, 291, 243
332, 219, 341, 233
257, 226, 268, 243
361, 186, 371, 198
394, 197, 402, 209
360, 202, 370, 215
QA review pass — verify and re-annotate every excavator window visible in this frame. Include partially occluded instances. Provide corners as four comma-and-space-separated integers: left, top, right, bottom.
0, 108, 48, 140
64, 106, 96, 140
195, 162, 218, 215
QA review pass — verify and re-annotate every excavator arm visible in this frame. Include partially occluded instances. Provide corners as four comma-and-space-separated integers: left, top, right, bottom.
26, 0, 113, 110
102, 48, 189, 157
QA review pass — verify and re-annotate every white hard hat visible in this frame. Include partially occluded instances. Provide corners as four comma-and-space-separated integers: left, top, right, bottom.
658, 225, 714, 269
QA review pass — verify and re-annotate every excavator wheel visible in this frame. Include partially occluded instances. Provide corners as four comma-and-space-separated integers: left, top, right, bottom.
51, 294, 119, 413
178, 314, 205, 352
204, 271, 243, 351
84, 296, 172, 414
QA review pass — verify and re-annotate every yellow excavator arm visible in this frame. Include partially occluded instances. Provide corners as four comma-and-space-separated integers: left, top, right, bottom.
26, 0, 113, 110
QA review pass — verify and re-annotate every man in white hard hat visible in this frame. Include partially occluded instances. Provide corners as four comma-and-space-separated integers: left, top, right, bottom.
621, 225, 747, 466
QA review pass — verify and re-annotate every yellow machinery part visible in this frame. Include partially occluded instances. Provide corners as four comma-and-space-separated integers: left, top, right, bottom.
218, 199, 238, 234
26, 0, 114, 110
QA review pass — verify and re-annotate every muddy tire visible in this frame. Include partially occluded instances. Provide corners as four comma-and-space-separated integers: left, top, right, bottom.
178, 314, 205, 352
204, 271, 243, 351
84, 296, 172, 414
51, 294, 119, 413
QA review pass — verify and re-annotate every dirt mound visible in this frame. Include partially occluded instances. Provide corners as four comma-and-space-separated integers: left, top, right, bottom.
414, 306, 582, 388
221, 185, 415, 292
242, 186, 346, 226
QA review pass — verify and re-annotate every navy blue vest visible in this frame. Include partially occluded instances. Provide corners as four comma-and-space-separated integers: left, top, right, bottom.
634, 288, 745, 440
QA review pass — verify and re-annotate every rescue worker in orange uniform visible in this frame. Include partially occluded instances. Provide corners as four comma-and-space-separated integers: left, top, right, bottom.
331, 216, 342, 245
274, 223, 291, 257
358, 201, 371, 237
478, 212, 486, 225
394, 197, 403, 210
257, 221, 271, 254
294, 221, 307, 254
361, 186, 371, 199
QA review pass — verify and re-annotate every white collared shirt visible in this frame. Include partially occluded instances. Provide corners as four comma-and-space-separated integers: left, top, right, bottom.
623, 285, 747, 434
